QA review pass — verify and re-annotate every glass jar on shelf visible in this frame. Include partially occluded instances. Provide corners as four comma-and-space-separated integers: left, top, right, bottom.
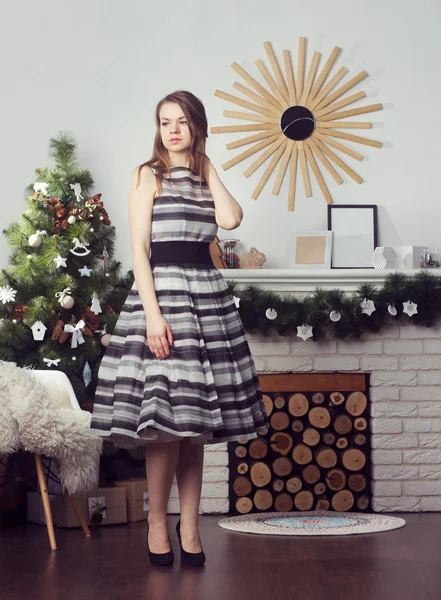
420, 248, 441, 268
219, 239, 242, 269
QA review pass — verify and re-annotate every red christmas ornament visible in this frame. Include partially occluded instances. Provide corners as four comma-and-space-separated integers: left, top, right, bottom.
13, 305, 27, 321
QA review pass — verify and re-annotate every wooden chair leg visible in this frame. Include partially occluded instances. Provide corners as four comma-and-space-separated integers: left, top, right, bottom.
52, 458, 91, 537
69, 494, 91, 537
35, 455, 57, 551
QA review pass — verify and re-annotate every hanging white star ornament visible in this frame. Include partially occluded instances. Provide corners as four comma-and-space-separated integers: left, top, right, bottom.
297, 324, 313, 341
330, 310, 342, 322
388, 304, 398, 316
266, 308, 278, 320
0, 285, 17, 304
78, 266, 93, 277
70, 182, 84, 203
403, 300, 418, 317
53, 254, 67, 268
360, 298, 376, 316
233, 295, 240, 308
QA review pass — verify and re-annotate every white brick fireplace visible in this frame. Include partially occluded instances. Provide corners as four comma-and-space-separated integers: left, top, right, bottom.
176, 268, 441, 515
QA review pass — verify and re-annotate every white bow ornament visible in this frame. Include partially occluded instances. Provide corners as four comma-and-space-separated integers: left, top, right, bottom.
64, 319, 86, 348
55, 287, 73, 302
43, 358, 61, 367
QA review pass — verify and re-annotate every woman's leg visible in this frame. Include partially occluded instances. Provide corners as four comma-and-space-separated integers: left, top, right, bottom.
175, 440, 205, 552
145, 440, 180, 553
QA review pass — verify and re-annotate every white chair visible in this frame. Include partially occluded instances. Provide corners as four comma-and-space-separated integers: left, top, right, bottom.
30, 370, 91, 551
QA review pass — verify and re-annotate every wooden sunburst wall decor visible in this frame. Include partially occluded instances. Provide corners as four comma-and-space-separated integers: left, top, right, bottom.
211, 38, 383, 210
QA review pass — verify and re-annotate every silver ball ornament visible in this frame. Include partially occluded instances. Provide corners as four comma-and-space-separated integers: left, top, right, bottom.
59, 294, 75, 309
28, 234, 42, 248
101, 333, 111, 347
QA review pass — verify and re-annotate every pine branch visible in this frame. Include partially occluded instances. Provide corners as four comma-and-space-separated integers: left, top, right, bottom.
49, 132, 77, 172
70, 168, 94, 197
23, 296, 52, 326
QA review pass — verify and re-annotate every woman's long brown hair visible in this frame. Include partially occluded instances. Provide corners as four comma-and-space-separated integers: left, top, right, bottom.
136, 90, 209, 192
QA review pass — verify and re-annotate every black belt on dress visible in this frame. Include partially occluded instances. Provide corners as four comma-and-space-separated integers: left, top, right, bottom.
149, 241, 214, 266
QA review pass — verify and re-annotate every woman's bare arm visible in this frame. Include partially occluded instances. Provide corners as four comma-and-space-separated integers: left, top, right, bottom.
128, 165, 162, 320
205, 160, 243, 230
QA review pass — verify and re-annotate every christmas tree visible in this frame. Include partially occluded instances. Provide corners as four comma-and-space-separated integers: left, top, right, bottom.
0, 132, 133, 410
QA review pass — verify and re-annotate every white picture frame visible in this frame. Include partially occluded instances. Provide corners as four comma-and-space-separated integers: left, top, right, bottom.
328, 204, 378, 269
290, 231, 333, 269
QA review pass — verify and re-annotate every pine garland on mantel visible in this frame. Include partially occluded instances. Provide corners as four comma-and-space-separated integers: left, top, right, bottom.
225, 271, 441, 341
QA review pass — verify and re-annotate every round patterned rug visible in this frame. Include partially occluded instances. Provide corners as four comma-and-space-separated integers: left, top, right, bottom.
218, 512, 406, 536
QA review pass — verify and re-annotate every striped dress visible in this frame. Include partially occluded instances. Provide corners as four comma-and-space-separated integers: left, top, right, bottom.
90, 165, 268, 447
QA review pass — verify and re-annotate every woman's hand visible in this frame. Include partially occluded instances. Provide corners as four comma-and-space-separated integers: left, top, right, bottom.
146, 314, 173, 359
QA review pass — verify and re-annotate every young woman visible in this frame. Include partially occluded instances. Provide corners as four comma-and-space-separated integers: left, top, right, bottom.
90, 90, 268, 566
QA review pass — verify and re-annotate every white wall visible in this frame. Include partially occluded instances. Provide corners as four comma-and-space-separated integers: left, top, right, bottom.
1, 0, 440, 270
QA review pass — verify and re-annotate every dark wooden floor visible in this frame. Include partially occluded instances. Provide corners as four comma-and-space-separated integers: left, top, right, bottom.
1, 513, 441, 600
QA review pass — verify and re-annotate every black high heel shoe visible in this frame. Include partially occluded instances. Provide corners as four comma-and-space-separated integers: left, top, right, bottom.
176, 519, 206, 566
147, 528, 174, 566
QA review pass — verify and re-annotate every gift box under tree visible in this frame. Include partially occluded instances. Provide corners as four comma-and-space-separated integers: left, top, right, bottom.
55, 486, 127, 528
114, 478, 149, 522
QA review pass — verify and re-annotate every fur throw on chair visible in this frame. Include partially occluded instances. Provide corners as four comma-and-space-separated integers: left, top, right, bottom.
0, 364, 102, 494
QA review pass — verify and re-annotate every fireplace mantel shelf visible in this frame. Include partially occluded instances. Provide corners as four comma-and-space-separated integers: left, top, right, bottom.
219, 268, 440, 294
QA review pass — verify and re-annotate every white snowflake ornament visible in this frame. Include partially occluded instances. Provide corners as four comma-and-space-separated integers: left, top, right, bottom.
360, 298, 376, 316
403, 300, 418, 317
297, 324, 313, 341
265, 308, 277, 320
0, 285, 17, 304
